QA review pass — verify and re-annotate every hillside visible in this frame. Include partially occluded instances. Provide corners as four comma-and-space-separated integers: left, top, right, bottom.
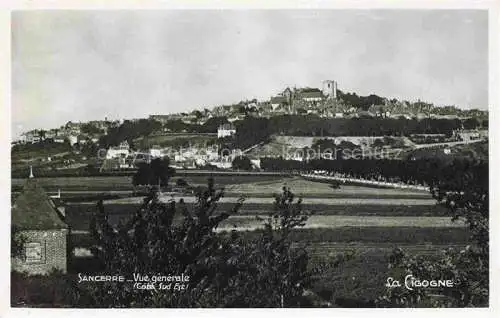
245, 135, 414, 158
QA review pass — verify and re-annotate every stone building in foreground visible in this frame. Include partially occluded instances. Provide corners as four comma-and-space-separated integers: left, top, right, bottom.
11, 179, 69, 275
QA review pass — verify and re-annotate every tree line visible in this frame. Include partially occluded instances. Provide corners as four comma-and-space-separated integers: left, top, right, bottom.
94, 115, 485, 150
260, 157, 485, 187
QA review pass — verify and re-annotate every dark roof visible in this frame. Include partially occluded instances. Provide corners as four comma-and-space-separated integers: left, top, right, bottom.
299, 91, 324, 99
219, 123, 236, 130
298, 88, 322, 93
270, 96, 287, 104
12, 179, 67, 230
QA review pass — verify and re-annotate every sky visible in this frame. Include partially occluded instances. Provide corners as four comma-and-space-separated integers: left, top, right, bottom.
11, 9, 488, 137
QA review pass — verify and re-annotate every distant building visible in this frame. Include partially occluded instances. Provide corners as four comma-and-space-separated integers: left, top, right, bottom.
20, 131, 41, 144
149, 147, 162, 158
322, 80, 338, 99
227, 115, 244, 123
181, 114, 197, 124
270, 96, 287, 110
297, 89, 323, 103
106, 141, 130, 159
88, 120, 107, 130
218, 123, 236, 138
67, 135, 78, 146
456, 130, 482, 143
11, 179, 69, 275
45, 130, 57, 140
149, 114, 184, 124
65, 122, 82, 135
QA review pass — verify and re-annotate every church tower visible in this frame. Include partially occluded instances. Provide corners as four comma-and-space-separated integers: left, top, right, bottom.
322, 80, 338, 99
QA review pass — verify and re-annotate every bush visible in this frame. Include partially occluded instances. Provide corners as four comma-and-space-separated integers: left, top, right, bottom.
232, 156, 252, 171
176, 178, 188, 187
80, 181, 314, 307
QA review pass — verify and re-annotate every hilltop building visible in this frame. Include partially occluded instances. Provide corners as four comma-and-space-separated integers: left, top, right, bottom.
270, 96, 288, 110
322, 80, 338, 99
11, 179, 69, 275
296, 88, 324, 102
269, 81, 339, 114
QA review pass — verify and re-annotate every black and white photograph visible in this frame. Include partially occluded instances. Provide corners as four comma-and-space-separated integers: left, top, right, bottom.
3, 2, 497, 312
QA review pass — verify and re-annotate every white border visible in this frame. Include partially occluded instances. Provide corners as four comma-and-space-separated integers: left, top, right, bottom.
1, 1, 499, 318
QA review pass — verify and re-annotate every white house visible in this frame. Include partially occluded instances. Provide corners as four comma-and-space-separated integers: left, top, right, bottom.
67, 135, 78, 146
106, 141, 130, 159
20, 131, 41, 144
299, 91, 323, 102
250, 159, 261, 169
149, 147, 163, 158
218, 123, 236, 138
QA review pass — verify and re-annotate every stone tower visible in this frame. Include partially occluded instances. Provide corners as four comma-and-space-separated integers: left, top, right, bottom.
322, 80, 337, 99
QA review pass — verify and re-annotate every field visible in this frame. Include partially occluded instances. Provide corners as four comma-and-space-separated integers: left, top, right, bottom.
14, 173, 467, 305
223, 177, 430, 196
12, 174, 288, 192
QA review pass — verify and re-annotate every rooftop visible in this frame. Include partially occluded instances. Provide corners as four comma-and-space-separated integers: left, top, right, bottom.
219, 123, 236, 130
270, 96, 287, 104
299, 91, 324, 99
11, 179, 68, 230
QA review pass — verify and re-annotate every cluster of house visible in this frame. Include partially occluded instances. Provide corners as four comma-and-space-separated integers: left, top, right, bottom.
103, 134, 243, 170
266, 81, 485, 120
148, 79, 486, 123
16, 119, 121, 146
454, 129, 488, 142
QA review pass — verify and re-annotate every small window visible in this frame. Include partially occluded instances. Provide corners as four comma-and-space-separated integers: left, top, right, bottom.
25, 242, 43, 263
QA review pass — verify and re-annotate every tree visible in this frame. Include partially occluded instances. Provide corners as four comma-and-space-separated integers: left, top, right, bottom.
209, 187, 314, 307
38, 130, 46, 140
81, 123, 103, 135
232, 156, 252, 171
132, 158, 175, 187
462, 118, 480, 130
11, 225, 26, 259
192, 110, 203, 119
296, 108, 307, 115
83, 179, 314, 307
377, 158, 488, 307
176, 178, 188, 187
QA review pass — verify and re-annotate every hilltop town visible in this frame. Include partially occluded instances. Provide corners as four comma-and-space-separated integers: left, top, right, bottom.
12, 80, 489, 175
